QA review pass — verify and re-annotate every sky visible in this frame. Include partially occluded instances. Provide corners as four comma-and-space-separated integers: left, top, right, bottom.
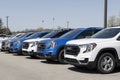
0, 0, 120, 31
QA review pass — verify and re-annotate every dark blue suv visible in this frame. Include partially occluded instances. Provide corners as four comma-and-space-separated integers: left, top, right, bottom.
37, 27, 103, 63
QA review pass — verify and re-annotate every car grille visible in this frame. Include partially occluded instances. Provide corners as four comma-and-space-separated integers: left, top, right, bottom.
10, 42, 13, 47
65, 45, 80, 56
37, 43, 46, 50
2, 41, 5, 47
23, 42, 29, 49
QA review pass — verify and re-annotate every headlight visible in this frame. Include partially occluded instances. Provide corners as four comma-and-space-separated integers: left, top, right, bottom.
80, 43, 97, 53
30, 42, 36, 47
47, 41, 57, 49
15, 41, 21, 45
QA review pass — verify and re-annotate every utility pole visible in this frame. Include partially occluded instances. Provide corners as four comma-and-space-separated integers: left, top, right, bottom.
104, 0, 108, 28
67, 21, 69, 29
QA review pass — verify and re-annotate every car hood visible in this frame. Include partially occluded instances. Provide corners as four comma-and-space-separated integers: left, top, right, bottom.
66, 38, 114, 45
40, 38, 72, 44
24, 38, 51, 42
10, 37, 25, 42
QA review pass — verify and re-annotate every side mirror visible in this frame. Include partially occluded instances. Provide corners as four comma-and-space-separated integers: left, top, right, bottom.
117, 37, 120, 41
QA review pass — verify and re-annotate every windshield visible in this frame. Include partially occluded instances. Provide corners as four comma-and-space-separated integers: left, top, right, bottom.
42, 31, 58, 38
18, 33, 26, 38
9, 34, 16, 38
25, 33, 34, 38
27, 32, 39, 38
16, 34, 23, 37
92, 28, 120, 38
60, 29, 82, 38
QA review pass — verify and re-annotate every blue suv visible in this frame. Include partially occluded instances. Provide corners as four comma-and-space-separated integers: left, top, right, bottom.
9, 32, 49, 55
37, 27, 103, 63
23, 29, 72, 58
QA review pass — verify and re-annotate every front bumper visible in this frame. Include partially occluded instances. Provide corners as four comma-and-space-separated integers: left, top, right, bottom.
9, 48, 18, 52
8, 46, 21, 53
65, 58, 96, 69
37, 50, 57, 60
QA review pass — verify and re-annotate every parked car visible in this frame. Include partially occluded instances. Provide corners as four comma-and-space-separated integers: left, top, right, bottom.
8, 32, 49, 55
64, 27, 120, 74
22, 29, 72, 57
1, 33, 24, 51
0, 34, 11, 51
37, 27, 103, 63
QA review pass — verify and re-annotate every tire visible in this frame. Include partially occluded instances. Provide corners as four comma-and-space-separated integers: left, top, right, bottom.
8, 50, 12, 53
8, 49, 12, 53
17, 50, 22, 55
97, 53, 115, 74
30, 55, 38, 58
30, 55, 36, 58
58, 49, 66, 63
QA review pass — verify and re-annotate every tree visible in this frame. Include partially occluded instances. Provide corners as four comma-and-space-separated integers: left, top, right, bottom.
108, 12, 120, 27
0, 18, 3, 33
108, 16, 117, 27
0, 18, 2, 28
116, 13, 120, 26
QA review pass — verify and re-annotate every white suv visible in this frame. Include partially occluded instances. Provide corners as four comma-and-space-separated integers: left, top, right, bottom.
22, 38, 50, 55
64, 27, 120, 74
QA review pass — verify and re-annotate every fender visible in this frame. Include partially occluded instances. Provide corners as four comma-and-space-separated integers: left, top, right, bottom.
95, 48, 119, 64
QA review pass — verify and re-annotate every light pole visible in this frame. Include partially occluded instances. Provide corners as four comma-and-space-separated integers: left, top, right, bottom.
52, 17, 55, 30
104, 0, 108, 28
6, 16, 9, 28
42, 20, 44, 27
67, 21, 69, 29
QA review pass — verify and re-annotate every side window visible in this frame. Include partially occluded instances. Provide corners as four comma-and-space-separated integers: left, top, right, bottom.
76, 30, 94, 39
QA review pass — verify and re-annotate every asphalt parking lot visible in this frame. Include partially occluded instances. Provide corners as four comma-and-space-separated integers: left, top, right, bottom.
0, 52, 120, 80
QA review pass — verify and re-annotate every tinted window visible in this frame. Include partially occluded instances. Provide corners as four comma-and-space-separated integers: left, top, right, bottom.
25, 33, 34, 38
18, 33, 26, 38
92, 28, 120, 38
42, 32, 58, 38
42, 30, 70, 38
60, 29, 82, 38
38, 33, 48, 38
16, 34, 22, 37
75, 30, 93, 39
27, 33, 37, 38
54, 30, 70, 38
27, 32, 47, 38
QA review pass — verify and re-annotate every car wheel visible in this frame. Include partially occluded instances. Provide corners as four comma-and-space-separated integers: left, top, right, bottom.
8, 50, 12, 53
97, 53, 115, 74
58, 49, 66, 63
30, 55, 35, 58
17, 50, 22, 55
30, 55, 37, 58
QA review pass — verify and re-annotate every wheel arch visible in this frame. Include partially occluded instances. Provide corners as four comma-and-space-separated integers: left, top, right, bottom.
95, 48, 119, 64
56, 46, 65, 58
